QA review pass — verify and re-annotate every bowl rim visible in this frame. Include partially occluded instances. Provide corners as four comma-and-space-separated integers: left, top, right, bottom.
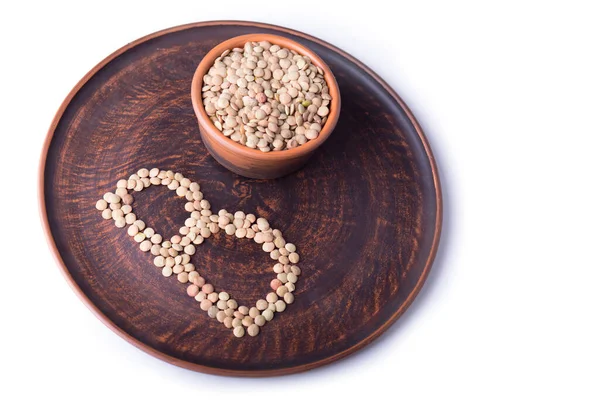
191, 33, 341, 160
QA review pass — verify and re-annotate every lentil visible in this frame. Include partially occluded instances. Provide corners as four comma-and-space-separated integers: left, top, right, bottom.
202, 41, 330, 151
96, 169, 303, 338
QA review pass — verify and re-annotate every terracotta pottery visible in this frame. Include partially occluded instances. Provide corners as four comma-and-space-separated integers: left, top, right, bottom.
191, 33, 341, 179
40, 21, 442, 377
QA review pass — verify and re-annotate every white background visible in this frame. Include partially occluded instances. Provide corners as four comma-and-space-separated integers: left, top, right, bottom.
1, 0, 599, 398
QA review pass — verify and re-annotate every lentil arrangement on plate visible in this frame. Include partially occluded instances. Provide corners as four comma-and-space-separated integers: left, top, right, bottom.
96, 168, 301, 338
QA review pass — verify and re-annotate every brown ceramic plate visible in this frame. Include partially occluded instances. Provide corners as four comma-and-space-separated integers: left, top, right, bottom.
40, 21, 442, 377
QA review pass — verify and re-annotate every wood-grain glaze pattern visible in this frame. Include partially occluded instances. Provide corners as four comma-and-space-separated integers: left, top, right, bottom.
40, 21, 442, 376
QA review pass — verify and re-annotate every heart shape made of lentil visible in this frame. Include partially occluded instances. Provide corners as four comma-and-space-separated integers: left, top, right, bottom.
95, 167, 301, 338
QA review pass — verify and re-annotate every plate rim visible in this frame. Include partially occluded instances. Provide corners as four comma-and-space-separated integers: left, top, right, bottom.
38, 20, 443, 377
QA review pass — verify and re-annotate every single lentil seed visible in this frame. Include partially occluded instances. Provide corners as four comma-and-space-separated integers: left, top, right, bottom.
233, 326, 245, 337
187, 285, 200, 297
266, 292, 278, 303
275, 300, 286, 312
200, 299, 212, 311
173, 265, 184, 274
262, 309, 274, 321
207, 306, 219, 318
247, 324, 260, 337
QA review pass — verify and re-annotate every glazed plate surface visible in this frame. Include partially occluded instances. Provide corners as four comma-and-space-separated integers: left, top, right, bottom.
40, 21, 442, 376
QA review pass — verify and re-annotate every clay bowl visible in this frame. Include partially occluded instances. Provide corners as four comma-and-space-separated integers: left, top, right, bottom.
191, 33, 341, 179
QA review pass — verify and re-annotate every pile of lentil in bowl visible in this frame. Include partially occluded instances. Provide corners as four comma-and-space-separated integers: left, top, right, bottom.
201, 40, 332, 152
